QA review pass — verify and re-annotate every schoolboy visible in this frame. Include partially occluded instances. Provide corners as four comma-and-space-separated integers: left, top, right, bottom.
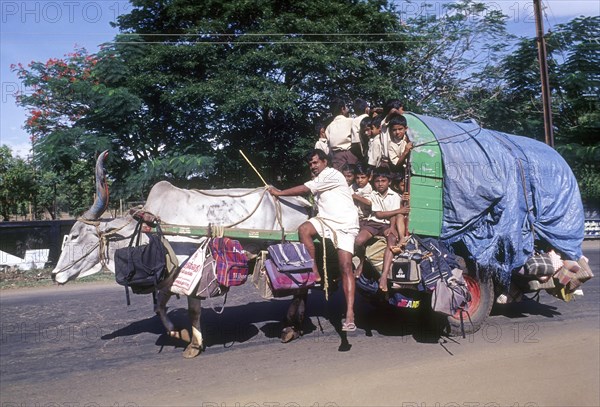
379, 99, 405, 167
387, 113, 413, 173
340, 163, 356, 190
314, 118, 332, 155
351, 163, 373, 221
358, 115, 372, 164
353, 168, 409, 290
350, 98, 370, 160
367, 114, 384, 169
325, 98, 357, 170
388, 173, 411, 254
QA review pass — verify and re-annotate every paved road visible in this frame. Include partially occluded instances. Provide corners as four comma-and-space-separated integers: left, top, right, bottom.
1, 241, 599, 407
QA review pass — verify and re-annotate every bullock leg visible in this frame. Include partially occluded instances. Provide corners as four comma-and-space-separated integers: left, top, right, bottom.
155, 290, 190, 341
281, 292, 307, 343
183, 296, 203, 359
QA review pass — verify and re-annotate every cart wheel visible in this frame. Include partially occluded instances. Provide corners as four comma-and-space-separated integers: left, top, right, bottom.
444, 272, 494, 337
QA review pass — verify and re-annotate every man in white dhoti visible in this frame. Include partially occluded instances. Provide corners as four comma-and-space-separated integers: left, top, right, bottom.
269, 149, 360, 331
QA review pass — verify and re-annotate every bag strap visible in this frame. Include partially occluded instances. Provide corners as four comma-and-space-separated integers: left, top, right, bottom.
283, 269, 312, 287
123, 222, 140, 306
275, 243, 309, 267
276, 244, 291, 264
291, 243, 307, 263
210, 291, 228, 314
128, 219, 143, 247
459, 308, 473, 339
124, 284, 131, 306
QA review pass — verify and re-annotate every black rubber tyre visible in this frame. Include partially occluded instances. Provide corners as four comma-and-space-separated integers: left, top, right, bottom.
443, 270, 494, 337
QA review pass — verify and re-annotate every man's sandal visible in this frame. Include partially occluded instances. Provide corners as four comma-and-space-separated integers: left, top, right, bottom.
341, 321, 357, 332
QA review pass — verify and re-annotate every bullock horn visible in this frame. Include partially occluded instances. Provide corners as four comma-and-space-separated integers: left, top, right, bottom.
82, 150, 109, 220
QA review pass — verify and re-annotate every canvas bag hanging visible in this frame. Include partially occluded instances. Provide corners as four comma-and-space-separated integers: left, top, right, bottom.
171, 237, 210, 296
356, 274, 379, 295
251, 251, 274, 300
431, 268, 471, 316
389, 257, 421, 284
523, 253, 555, 277
195, 249, 227, 299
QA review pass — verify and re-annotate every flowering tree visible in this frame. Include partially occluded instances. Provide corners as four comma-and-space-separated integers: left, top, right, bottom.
12, 46, 142, 175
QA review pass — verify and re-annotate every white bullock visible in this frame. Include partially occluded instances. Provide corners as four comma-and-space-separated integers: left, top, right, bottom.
52, 151, 311, 358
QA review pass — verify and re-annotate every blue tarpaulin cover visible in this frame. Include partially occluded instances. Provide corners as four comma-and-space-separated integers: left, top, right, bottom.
416, 114, 584, 283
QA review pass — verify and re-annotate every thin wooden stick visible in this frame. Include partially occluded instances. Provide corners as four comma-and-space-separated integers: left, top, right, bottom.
239, 150, 269, 186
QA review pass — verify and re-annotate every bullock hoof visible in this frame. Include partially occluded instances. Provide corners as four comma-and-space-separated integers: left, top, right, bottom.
280, 327, 300, 343
169, 329, 191, 343
183, 343, 202, 359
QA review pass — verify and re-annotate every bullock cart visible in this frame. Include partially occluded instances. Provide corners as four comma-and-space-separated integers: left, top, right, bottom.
51, 111, 593, 355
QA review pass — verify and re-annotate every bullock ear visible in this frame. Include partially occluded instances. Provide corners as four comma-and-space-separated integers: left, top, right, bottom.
82, 150, 110, 220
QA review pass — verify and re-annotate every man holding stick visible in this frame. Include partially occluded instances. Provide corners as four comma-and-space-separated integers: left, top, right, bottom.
268, 149, 360, 332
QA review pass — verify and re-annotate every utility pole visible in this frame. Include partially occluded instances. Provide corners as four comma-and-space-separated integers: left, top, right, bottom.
533, 0, 554, 147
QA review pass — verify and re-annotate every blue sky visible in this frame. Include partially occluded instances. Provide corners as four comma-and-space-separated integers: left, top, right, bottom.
1, 0, 598, 158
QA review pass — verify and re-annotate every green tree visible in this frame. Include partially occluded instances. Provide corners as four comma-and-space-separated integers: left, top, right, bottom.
473, 16, 600, 201
15, 0, 511, 202
111, 0, 509, 187
0, 146, 36, 221
398, 0, 511, 118
110, 0, 410, 188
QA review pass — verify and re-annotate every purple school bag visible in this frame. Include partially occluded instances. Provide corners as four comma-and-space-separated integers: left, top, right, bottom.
264, 258, 318, 290
267, 242, 314, 272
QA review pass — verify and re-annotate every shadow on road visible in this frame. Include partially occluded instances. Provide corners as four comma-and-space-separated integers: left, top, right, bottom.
98, 280, 569, 356
491, 297, 562, 319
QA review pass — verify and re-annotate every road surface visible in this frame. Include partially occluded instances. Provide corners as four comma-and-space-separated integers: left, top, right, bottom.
1, 241, 598, 407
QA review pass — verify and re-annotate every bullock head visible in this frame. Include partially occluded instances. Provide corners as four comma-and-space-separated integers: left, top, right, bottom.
52, 151, 133, 283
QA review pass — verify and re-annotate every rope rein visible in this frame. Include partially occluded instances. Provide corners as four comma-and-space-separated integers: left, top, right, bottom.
313, 217, 339, 301
55, 217, 135, 275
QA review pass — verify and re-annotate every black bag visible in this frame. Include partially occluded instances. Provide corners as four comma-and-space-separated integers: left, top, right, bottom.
411, 236, 459, 291
356, 274, 379, 295
389, 257, 421, 284
115, 222, 168, 304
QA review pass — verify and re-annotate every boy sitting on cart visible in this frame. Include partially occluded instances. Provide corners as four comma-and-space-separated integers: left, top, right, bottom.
354, 168, 410, 291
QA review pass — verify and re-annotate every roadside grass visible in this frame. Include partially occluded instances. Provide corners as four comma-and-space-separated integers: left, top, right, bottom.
0, 267, 114, 290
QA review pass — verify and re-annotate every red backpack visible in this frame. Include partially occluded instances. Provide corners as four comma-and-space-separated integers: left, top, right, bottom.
210, 237, 249, 287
